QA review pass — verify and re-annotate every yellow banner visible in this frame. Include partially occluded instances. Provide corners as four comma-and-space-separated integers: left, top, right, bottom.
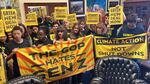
1, 9, 18, 32
86, 12, 99, 24
67, 14, 77, 23
16, 35, 94, 82
94, 33, 148, 60
109, 5, 123, 25
0, 20, 5, 37
0, 54, 7, 84
25, 12, 38, 26
54, 7, 68, 20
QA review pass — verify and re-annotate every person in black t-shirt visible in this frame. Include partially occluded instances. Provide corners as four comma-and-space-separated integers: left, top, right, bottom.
34, 28, 53, 47
5, 26, 31, 78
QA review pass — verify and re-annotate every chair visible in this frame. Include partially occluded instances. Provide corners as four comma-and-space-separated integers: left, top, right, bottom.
7, 75, 45, 84
91, 57, 148, 84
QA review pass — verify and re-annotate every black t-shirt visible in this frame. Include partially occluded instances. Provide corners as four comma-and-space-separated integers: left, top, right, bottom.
5, 39, 31, 77
117, 25, 145, 37
5, 39, 30, 55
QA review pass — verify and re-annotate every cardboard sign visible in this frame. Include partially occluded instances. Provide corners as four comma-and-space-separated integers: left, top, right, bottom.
86, 12, 99, 24
1, 9, 18, 32
109, 6, 123, 25
67, 14, 77, 23
25, 12, 38, 26
54, 7, 68, 20
0, 20, 5, 37
0, 54, 7, 84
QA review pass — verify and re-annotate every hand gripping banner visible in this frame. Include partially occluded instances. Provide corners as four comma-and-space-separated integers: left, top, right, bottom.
16, 35, 94, 82
94, 33, 148, 60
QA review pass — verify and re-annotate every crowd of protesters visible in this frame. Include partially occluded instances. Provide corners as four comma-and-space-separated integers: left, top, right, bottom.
0, 8, 149, 84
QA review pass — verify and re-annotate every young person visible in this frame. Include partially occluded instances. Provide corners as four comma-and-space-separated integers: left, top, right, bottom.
5, 26, 31, 78
70, 23, 83, 39
34, 28, 53, 47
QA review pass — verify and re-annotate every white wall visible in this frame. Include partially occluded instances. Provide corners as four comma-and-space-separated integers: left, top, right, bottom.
19, 0, 68, 23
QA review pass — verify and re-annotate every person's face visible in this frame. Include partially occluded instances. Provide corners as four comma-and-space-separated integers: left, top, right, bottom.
80, 22, 85, 28
32, 26, 38, 33
58, 30, 64, 38
97, 27, 103, 34
47, 16, 51, 21
64, 21, 69, 27
74, 25, 79, 34
20, 26, 25, 34
127, 22, 136, 29
53, 24, 59, 29
12, 30, 22, 41
7, 32, 13, 41
0, 36, 6, 43
90, 24, 96, 31
37, 30, 45, 40
105, 16, 109, 25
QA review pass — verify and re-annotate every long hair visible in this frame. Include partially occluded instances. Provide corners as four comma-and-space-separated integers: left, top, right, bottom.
55, 26, 68, 41
95, 23, 107, 35
70, 23, 83, 39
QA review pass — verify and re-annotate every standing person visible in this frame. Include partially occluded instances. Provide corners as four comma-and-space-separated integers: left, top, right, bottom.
50, 21, 60, 34
19, 23, 32, 46
70, 23, 83, 39
34, 28, 53, 47
53, 27, 70, 43
6, 32, 13, 42
63, 20, 71, 32
117, 18, 145, 37
49, 22, 60, 40
117, 14, 146, 65
79, 20, 91, 36
94, 23, 108, 36
31, 25, 39, 44
5, 26, 31, 78
69, 23, 83, 84
53, 27, 71, 84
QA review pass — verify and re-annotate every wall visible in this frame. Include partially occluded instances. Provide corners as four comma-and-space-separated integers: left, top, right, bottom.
19, 0, 68, 23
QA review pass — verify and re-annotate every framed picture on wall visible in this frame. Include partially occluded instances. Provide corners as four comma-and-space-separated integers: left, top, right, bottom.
87, 0, 108, 12
68, 0, 86, 17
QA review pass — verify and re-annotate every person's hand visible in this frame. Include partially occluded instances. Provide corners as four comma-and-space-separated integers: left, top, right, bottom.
12, 48, 18, 54
32, 45, 36, 48
37, 44, 43, 48
2, 52, 7, 59
47, 44, 52, 46
53, 39, 57, 44
53, 40, 60, 44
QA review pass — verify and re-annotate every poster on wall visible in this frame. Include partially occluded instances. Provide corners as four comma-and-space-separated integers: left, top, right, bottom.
28, 6, 48, 17
68, 0, 86, 17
